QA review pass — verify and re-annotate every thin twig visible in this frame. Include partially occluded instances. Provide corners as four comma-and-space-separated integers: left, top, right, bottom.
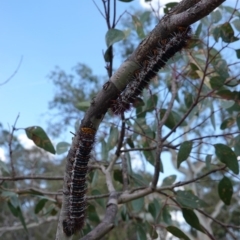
0, 176, 63, 181
0, 56, 23, 86
121, 154, 128, 191
92, 0, 106, 19
115, 113, 125, 156
197, 209, 239, 240
112, 0, 116, 28
8, 114, 20, 177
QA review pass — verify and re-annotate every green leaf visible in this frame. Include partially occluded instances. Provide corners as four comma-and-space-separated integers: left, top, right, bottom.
166, 226, 190, 240
195, 23, 202, 37
210, 76, 225, 89
150, 228, 158, 239
212, 22, 239, 43
160, 109, 187, 129
8, 201, 28, 232
101, 139, 108, 161
177, 141, 193, 168
107, 126, 119, 150
176, 190, 208, 209
160, 109, 176, 129
132, 172, 149, 186
161, 175, 177, 186
18, 208, 28, 232
140, 11, 151, 23
131, 197, 144, 212
104, 46, 112, 62
219, 99, 235, 109
113, 169, 123, 184
25, 126, 56, 154
105, 29, 125, 47
148, 199, 161, 221
133, 97, 145, 110
143, 148, 163, 173
184, 92, 194, 108
162, 207, 172, 225
148, 202, 156, 220
221, 23, 238, 43
88, 204, 100, 223
1, 191, 18, 199
164, 2, 178, 14
160, 109, 186, 129
236, 49, 240, 59
56, 142, 70, 154
214, 144, 239, 174
9, 194, 20, 208
182, 208, 203, 232
213, 59, 230, 80
224, 6, 240, 17
29, 189, 44, 196
217, 89, 240, 101
45, 205, 57, 216
237, 114, 240, 130
74, 101, 90, 111
218, 176, 233, 205
8, 200, 19, 217
120, 205, 128, 221
0, 160, 10, 173
132, 15, 145, 38
205, 154, 212, 170
35, 199, 48, 214
220, 117, 235, 130
91, 169, 99, 186
136, 223, 147, 240
232, 19, 240, 31
233, 135, 240, 156
145, 95, 158, 112
91, 189, 105, 208
211, 25, 221, 42
126, 137, 135, 148
211, 10, 222, 23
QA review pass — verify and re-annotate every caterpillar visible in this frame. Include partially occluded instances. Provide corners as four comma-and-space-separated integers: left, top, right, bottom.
62, 127, 96, 237
111, 27, 191, 114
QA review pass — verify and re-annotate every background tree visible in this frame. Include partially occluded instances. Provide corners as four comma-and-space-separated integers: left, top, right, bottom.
0, 0, 240, 240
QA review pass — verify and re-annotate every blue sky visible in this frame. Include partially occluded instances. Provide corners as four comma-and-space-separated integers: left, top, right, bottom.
0, 0, 143, 130
1, 0, 236, 131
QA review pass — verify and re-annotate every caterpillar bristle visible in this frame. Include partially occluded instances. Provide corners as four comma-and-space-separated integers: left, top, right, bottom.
111, 26, 191, 115
62, 127, 96, 237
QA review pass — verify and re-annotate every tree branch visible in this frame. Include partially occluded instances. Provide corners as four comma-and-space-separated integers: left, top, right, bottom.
57, 0, 226, 238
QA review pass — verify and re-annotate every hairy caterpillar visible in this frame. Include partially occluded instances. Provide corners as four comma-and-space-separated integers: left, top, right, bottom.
111, 27, 191, 114
62, 127, 96, 237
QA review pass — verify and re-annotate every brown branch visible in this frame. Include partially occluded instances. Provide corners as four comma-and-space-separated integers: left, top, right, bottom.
0, 56, 23, 86
162, 45, 212, 142
81, 192, 118, 240
120, 146, 156, 152
197, 209, 239, 240
119, 164, 227, 204
0, 216, 58, 233
152, 71, 178, 188
0, 176, 63, 181
57, 0, 226, 238
197, 208, 240, 230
